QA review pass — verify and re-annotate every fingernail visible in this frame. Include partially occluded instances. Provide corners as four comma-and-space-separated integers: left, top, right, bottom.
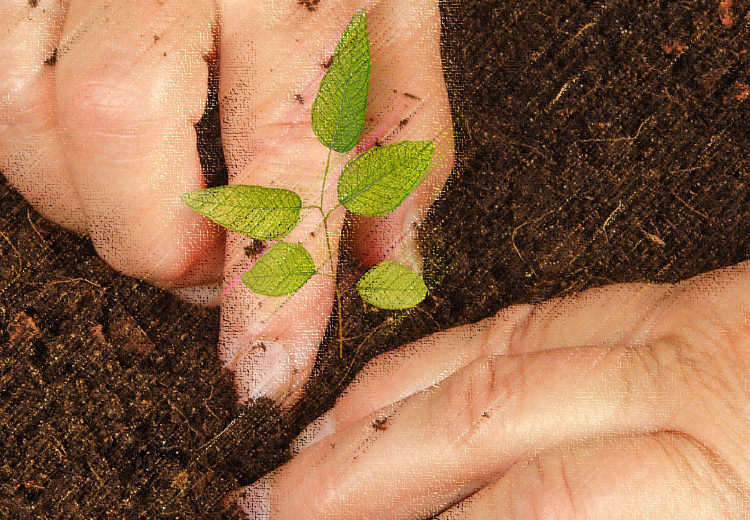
169, 282, 222, 307
233, 340, 294, 403
237, 474, 272, 520
291, 411, 336, 454
394, 210, 423, 274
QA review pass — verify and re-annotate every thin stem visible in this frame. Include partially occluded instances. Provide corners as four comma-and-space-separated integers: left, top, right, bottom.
322, 215, 344, 358
301, 205, 323, 211
319, 147, 344, 357
320, 148, 333, 209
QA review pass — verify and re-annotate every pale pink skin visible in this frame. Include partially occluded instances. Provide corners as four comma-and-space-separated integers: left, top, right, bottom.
0, 0, 454, 407
241, 261, 750, 519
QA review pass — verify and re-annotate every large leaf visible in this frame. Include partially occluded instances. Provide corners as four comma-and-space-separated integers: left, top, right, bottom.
181, 185, 301, 240
338, 141, 435, 216
241, 242, 316, 297
356, 261, 428, 310
311, 9, 370, 153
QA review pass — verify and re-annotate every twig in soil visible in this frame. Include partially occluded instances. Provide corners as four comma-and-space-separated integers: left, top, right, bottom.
511, 209, 555, 278
27, 209, 51, 251
668, 165, 709, 174
669, 189, 710, 220
193, 416, 240, 461
636, 223, 666, 247
41, 277, 104, 290
578, 115, 652, 143
600, 200, 624, 239
0, 230, 23, 282
168, 398, 201, 436
87, 460, 104, 486
548, 72, 582, 108
0, 229, 20, 257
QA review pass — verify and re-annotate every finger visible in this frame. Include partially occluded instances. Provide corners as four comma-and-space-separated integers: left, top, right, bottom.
241, 340, 698, 519
217, 0, 367, 404
304, 282, 669, 437
56, 0, 223, 286
349, 0, 455, 272
0, 0, 86, 233
305, 261, 750, 439
439, 432, 746, 519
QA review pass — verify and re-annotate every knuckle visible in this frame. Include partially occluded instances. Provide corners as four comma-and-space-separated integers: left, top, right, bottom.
58, 74, 164, 134
447, 355, 525, 445
512, 454, 579, 520
616, 341, 697, 412
652, 432, 746, 515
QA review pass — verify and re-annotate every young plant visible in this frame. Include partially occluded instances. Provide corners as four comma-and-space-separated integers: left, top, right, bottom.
181, 10, 434, 354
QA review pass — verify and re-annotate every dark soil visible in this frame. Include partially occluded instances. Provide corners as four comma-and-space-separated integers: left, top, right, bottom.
2, 0, 749, 518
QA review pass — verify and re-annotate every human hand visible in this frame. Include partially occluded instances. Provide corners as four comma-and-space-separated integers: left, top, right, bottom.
237, 260, 750, 518
0, 0, 454, 404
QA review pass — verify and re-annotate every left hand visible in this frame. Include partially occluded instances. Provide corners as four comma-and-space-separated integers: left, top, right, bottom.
237, 260, 750, 519
0, 0, 454, 406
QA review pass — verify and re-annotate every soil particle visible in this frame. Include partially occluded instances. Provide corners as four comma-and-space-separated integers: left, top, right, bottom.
28, 0, 38, 7
294, 93, 304, 104
662, 40, 688, 55
321, 55, 334, 69
719, 0, 737, 27
734, 81, 750, 101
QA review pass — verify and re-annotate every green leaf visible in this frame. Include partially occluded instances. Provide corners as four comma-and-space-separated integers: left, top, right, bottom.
311, 9, 370, 153
356, 261, 428, 310
181, 185, 301, 240
241, 242, 316, 297
338, 141, 435, 216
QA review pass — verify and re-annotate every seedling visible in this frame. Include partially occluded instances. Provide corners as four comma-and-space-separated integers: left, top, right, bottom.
182, 10, 433, 354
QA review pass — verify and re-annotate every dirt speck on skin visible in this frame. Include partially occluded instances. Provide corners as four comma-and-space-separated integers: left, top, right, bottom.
371, 417, 388, 431
1, 0, 749, 517
244, 239, 266, 257
298, 0, 321, 11
44, 48, 57, 66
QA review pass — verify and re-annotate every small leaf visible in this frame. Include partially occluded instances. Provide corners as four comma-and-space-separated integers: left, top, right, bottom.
241, 242, 316, 297
338, 141, 435, 216
311, 9, 370, 153
356, 261, 428, 310
181, 185, 301, 240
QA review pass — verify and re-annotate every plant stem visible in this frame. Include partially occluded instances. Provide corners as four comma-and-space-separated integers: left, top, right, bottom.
320, 149, 333, 209
319, 148, 344, 357
322, 215, 344, 357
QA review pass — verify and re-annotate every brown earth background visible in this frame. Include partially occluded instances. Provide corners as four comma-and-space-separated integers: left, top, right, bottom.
1, 0, 749, 518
